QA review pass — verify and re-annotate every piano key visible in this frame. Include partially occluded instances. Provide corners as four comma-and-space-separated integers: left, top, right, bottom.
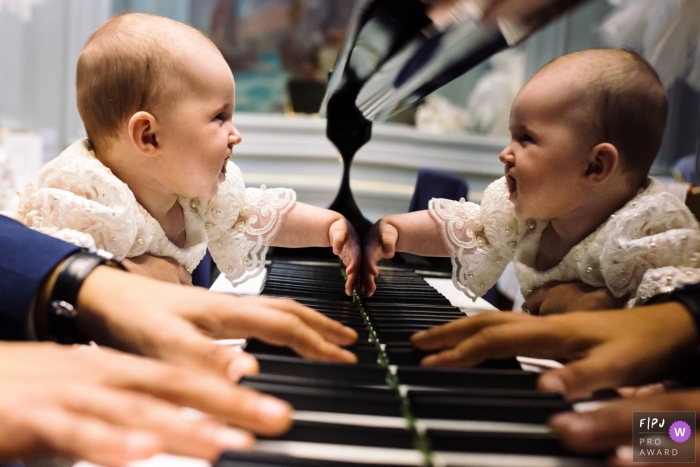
256, 354, 388, 385
396, 367, 539, 390
261, 420, 413, 449
427, 430, 574, 456
239, 381, 402, 416
410, 394, 571, 424
216, 450, 416, 467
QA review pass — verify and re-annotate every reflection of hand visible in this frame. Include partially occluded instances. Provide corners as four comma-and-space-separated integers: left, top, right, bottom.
525, 281, 628, 315
423, 0, 568, 24
412, 303, 698, 400
122, 255, 193, 286
0, 342, 291, 466
550, 389, 700, 465
480, 0, 561, 22
76, 267, 359, 373
361, 220, 399, 297
329, 219, 362, 296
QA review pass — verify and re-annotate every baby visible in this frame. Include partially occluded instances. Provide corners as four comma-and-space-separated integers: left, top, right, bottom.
363, 48, 700, 311
16, 13, 360, 293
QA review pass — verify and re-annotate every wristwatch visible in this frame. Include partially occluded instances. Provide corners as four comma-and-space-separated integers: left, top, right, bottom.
650, 282, 700, 330
649, 282, 700, 386
46, 249, 125, 344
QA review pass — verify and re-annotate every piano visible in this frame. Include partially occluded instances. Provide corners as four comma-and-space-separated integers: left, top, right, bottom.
213, 260, 604, 467
214, 1, 603, 465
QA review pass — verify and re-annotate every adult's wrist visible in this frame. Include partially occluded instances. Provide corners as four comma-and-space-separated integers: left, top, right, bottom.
32, 249, 125, 344
648, 285, 700, 386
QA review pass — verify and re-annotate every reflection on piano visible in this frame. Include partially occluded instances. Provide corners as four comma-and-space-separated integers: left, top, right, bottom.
214, 1, 601, 465
215, 260, 605, 467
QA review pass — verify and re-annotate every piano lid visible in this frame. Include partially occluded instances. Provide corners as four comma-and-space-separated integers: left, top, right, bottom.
320, 0, 588, 122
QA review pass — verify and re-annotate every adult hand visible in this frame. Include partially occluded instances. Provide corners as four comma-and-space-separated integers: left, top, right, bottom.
550, 389, 700, 465
0, 342, 291, 466
525, 281, 628, 315
75, 266, 359, 381
361, 219, 399, 296
411, 303, 698, 400
328, 218, 362, 296
122, 255, 193, 286
479, 0, 560, 23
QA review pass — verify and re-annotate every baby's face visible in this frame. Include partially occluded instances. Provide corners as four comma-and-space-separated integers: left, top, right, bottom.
499, 67, 595, 221
152, 45, 241, 200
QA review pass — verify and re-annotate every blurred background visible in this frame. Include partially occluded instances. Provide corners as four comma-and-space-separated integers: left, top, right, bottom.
1, 0, 698, 220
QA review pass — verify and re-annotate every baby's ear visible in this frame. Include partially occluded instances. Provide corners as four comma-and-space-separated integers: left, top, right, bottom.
584, 142, 618, 183
128, 111, 159, 156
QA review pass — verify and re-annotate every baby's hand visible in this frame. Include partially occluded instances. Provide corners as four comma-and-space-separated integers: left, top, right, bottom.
362, 219, 399, 297
329, 219, 361, 296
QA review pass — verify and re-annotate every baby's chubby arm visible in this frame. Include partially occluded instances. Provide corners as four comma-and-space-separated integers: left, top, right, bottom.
362, 211, 448, 296
271, 203, 361, 295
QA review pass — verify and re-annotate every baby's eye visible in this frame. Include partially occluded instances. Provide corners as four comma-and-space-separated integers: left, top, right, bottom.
520, 134, 534, 144
214, 113, 225, 122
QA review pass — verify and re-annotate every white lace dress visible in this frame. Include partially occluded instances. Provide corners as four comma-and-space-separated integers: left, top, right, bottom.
429, 177, 700, 307
15, 139, 296, 285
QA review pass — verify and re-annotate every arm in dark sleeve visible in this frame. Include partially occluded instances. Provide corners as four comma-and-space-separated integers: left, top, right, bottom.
0, 216, 81, 340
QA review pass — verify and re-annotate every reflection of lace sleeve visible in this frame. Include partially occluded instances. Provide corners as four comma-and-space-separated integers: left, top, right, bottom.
429, 177, 519, 299
14, 151, 139, 260
595, 184, 700, 306
208, 168, 296, 285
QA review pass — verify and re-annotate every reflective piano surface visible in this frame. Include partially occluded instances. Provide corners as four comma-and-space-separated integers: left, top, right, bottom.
212, 259, 604, 467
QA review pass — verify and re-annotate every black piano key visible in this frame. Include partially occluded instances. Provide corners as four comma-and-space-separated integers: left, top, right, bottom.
256, 354, 388, 385
410, 394, 571, 424
427, 430, 573, 456
241, 373, 395, 392
240, 381, 402, 416
216, 451, 406, 467
407, 387, 563, 400
397, 367, 538, 390
261, 421, 413, 449
245, 339, 380, 364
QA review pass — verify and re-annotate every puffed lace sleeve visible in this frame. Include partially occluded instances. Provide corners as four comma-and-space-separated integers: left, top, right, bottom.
207, 163, 296, 285
14, 142, 140, 259
594, 180, 700, 306
428, 177, 521, 299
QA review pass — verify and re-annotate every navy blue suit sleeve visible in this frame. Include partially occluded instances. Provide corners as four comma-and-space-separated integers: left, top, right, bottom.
0, 216, 81, 340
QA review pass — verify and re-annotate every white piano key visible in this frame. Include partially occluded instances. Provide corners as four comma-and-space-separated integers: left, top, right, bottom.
75, 454, 209, 467
415, 418, 549, 434
252, 440, 424, 465
293, 410, 409, 428
432, 451, 603, 467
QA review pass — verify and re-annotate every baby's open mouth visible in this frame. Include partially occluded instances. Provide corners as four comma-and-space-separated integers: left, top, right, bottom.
221, 157, 230, 174
506, 175, 517, 193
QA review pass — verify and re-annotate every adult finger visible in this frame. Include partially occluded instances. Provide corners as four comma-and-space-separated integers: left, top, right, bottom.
419, 317, 574, 367
411, 312, 529, 350
207, 300, 357, 362
11, 404, 162, 467
481, 0, 554, 22
69, 349, 293, 436
523, 286, 547, 315
537, 346, 639, 401
59, 383, 253, 457
550, 390, 700, 454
